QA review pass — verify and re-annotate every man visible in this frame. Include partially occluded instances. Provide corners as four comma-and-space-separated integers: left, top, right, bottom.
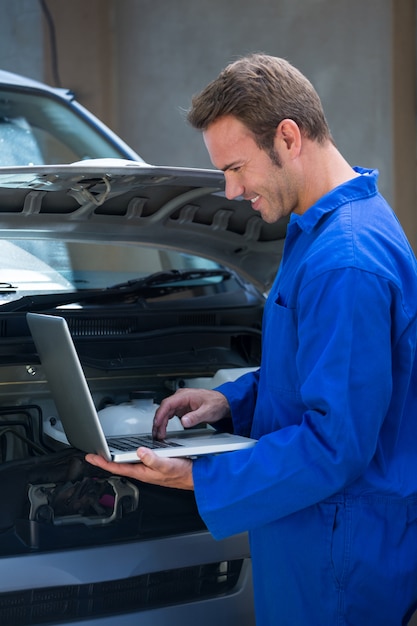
86, 54, 417, 624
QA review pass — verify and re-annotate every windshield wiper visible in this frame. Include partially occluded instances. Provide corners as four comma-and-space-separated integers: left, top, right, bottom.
109, 269, 231, 290
0, 282, 17, 293
0, 269, 232, 312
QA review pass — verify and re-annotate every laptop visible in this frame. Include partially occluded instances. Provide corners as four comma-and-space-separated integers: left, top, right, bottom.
26, 312, 257, 463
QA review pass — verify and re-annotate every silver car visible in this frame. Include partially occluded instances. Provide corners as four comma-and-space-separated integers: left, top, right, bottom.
0, 71, 286, 626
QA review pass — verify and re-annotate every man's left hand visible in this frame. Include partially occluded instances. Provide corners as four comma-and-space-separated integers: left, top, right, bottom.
85, 447, 194, 490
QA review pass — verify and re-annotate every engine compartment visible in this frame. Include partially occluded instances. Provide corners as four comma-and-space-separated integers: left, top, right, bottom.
0, 359, 257, 556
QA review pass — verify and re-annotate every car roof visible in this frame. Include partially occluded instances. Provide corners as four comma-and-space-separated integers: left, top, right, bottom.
0, 69, 73, 101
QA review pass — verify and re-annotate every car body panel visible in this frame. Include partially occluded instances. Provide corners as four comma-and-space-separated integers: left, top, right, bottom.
0, 163, 287, 292
0, 68, 279, 626
0, 530, 253, 625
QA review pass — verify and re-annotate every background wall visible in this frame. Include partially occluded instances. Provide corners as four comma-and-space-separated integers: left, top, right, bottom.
114, 0, 393, 179
0, 0, 43, 77
0, 0, 415, 242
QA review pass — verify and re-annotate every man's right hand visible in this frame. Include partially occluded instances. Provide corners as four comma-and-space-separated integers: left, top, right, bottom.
152, 388, 231, 439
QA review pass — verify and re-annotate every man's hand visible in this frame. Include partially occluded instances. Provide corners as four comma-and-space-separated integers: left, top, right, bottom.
153, 388, 231, 439
85, 387, 231, 491
85, 447, 194, 490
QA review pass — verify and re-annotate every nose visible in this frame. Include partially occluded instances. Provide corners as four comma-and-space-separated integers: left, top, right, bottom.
224, 174, 244, 200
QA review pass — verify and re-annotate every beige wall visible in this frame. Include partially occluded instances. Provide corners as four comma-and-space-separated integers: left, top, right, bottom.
42, 0, 116, 127
392, 0, 417, 249
0, 0, 415, 248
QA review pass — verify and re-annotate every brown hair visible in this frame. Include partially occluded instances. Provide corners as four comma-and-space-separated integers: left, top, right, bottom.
187, 53, 333, 155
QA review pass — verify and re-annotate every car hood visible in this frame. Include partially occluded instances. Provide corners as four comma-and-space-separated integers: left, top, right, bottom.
0, 161, 288, 292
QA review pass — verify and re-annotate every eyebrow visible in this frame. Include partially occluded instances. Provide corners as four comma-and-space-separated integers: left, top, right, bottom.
220, 161, 241, 172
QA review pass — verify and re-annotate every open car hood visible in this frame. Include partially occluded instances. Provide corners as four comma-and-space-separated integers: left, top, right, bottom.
0, 161, 288, 292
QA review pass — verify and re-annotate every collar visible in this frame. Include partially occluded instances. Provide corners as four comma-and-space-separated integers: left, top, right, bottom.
289, 167, 379, 234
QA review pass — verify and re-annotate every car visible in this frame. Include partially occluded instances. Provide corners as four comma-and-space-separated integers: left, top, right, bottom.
0, 158, 288, 625
0, 69, 144, 166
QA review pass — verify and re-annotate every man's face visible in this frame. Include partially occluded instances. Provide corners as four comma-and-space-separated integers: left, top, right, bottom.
203, 115, 300, 223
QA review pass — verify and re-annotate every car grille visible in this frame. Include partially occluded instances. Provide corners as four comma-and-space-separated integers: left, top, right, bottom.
66, 314, 218, 337
68, 316, 140, 336
0, 560, 243, 625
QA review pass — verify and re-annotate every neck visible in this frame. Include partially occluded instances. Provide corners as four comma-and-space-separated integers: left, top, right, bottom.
295, 141, 359, 214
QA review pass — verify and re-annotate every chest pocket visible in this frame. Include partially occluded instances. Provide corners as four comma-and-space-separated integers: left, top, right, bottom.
262, 296, 301, 395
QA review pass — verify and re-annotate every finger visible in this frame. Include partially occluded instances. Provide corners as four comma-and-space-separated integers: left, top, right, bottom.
153, 389, 193, 432
152, 402, 176, 438
180, 407, 208, 428
182, 409, 206, 428
85, 452, 143, 479
85, 450, 194, 490
138, 449, 194, 490
137, 447, 171, 472
85, 453, 113, 470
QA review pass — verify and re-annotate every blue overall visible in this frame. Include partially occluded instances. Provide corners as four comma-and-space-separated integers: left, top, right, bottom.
193, 169, 417, 625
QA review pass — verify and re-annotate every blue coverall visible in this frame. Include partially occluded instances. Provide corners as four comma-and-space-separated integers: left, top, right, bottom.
193, 168, 417, 625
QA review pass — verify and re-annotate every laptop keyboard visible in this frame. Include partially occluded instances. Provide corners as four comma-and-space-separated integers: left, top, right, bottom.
108, 435, 182, 451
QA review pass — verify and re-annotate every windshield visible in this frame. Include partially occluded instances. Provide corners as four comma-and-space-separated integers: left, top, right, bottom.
0, 239, 229, 306
0, 87, 138, 165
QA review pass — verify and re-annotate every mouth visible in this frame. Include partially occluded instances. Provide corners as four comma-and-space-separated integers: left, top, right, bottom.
249, 194, 261, 210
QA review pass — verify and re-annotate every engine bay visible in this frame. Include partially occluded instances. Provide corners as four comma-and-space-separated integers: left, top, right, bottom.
0, 359, 256, 555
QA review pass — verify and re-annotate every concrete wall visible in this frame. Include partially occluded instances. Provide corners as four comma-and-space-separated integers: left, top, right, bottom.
0, 0, 415, 242
114, 0, 394, 191
0, 0, 43, 79
111, 0, 397, 208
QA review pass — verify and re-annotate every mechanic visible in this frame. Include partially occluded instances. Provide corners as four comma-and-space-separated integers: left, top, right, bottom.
86, 53, 417, 625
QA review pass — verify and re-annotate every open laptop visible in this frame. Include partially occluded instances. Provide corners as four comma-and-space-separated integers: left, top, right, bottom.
26, 312, 257, 463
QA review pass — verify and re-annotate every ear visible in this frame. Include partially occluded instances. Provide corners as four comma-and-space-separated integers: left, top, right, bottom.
275, 119, 302, 157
